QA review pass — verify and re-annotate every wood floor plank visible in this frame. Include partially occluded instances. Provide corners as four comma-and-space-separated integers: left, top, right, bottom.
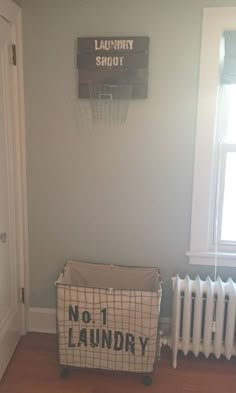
0, 333, 236, 393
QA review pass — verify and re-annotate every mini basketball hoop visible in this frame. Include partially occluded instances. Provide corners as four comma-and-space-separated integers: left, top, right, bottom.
88, 83, 132, 125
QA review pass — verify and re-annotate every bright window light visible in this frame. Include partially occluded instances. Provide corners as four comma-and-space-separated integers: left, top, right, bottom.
221, 152, 236, 242
224, 85, 236, 144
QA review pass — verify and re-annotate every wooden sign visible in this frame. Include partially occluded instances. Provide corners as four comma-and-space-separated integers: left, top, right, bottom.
77, 36, 149, 99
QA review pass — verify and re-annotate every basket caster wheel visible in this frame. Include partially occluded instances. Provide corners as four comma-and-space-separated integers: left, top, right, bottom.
143, 375, 152, 386
60, 367, 70, 379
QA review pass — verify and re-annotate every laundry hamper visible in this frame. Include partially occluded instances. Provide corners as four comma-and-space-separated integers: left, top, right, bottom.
55, 260, 162, 385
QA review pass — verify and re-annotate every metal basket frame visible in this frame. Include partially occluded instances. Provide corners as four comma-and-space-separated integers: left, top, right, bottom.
55, 261, 162, 385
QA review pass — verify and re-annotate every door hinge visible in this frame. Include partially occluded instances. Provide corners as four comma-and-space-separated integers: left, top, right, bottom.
21, 288, 25, 304
11, 44, 17, 66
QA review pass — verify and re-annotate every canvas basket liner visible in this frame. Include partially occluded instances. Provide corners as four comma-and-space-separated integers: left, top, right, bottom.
56, 260, 162, 373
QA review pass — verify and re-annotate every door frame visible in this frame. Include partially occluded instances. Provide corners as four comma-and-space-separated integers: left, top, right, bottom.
0, 0, 29, 334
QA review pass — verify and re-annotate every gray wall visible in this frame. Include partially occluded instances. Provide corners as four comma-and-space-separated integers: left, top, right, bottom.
13, 0, 22, 6
21, 0, 236, 317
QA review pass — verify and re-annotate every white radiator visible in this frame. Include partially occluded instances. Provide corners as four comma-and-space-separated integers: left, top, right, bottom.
172, 275, 236, 368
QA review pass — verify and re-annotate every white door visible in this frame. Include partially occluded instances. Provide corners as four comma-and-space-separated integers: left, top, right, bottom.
0, 15, 22, 380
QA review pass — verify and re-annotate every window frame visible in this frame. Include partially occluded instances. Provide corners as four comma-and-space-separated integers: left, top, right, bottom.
187, 7, 236, 267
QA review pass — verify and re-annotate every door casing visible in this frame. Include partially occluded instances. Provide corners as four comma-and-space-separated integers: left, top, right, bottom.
0, 0, 29, 334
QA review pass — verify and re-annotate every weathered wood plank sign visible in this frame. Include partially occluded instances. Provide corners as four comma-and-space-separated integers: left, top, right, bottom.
77, 36, 149, 99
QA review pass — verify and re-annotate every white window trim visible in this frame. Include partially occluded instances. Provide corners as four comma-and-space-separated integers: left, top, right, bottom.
187, 7, 236, 267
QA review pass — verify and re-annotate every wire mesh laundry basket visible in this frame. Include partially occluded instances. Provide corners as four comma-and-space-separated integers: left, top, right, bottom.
55, 261, 162, 385
88, 83, 133, 125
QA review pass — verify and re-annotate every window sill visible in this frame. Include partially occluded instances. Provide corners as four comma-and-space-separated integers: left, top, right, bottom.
187, 251, 236, 267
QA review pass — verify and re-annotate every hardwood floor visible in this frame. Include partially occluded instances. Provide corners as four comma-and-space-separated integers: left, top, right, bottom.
1, 333, 236, 393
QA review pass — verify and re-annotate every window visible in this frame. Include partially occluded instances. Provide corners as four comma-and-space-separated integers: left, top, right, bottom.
187, 7, 236, 266
217, 85, 236, 244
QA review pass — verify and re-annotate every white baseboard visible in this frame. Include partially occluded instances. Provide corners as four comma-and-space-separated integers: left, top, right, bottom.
29, 307, 56, 334
29, 307, 171, 339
